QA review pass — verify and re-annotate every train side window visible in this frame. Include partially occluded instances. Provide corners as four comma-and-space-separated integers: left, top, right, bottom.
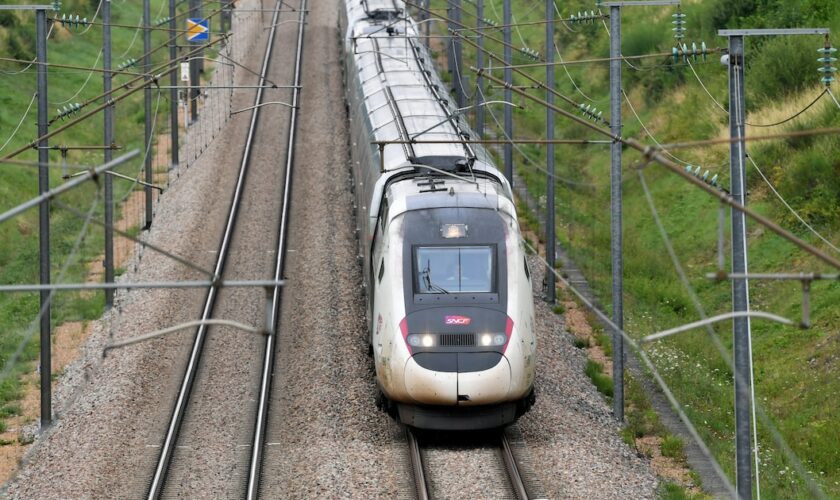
524, 256, 530, 281
379, 196, 389, 231
378, 258, 385, 283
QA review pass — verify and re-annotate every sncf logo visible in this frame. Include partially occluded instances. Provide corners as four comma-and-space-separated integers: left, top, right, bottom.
445, 315, 471, 326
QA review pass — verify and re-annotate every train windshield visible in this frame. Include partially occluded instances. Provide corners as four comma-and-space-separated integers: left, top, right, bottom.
415, 246, 494, 294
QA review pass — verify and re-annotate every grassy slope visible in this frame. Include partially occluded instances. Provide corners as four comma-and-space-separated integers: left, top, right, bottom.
433, 0, 840, 496
0, 0, 173, 427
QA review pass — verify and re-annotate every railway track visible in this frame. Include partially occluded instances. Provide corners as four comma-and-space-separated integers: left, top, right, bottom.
247, 0, 307, 496
146, 1, 306, 497
407, 427, 531, 500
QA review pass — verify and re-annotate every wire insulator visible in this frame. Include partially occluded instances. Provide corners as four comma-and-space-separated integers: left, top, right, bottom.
155, 16, 172, 27
818, 43, 837, 86
53, 102, 83, 122
578, 102, 603, 123
672, 8, 686, 41
59, 13, 89, 29
685, 165, 723, 189
117, 58, 138, 71
519, 47, 540, 61
673, 41, 708, 63
569, 10, 598, 24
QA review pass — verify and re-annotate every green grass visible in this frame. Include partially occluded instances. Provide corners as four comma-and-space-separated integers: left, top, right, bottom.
430, 0, 840, 495
584, 359, 614, 398
657, 481, 708, 500
661, 434, 686, 461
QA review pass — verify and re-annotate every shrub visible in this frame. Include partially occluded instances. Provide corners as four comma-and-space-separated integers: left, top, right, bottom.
747, 36, 817, 105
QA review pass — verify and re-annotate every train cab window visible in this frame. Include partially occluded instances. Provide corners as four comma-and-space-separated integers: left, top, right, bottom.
414, 246, 494, 294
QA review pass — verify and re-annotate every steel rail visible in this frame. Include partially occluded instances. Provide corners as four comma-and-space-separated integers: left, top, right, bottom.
406, 427, 430, 500
500, 433, 529, 500
146, 1, 287, 496
246, 0, 307, 497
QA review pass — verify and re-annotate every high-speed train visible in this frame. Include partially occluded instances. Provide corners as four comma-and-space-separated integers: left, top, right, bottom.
340, 0, 536, 430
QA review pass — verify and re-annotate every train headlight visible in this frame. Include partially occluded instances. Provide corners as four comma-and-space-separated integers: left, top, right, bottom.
407, 334, 436, 347
481, 333, 507, 346
441, 223, 467, 238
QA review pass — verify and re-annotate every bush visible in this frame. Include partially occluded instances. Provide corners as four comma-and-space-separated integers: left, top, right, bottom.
0, 11, 19, 28
747, 36, 817, 105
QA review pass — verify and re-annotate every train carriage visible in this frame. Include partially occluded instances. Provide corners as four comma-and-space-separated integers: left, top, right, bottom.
340, 0, 536, 430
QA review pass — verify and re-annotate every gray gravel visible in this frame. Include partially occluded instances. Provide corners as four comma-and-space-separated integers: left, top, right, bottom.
4, 1, 659, 498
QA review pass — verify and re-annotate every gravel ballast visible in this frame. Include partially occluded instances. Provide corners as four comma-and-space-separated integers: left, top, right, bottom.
5, 1, 659, 498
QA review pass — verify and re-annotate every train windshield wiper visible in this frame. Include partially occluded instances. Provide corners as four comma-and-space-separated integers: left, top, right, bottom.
422, 261, 449, 294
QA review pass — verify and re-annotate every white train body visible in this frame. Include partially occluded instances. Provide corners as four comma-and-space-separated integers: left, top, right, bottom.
340, 0, 536, 430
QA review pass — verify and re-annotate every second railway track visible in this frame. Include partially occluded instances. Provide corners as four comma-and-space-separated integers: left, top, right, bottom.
147, 1, 307, 497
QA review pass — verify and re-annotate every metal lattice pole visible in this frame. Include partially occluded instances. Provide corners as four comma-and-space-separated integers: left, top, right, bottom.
503, 0, 512, 185
36, 6, 52, 428
189, 0, 199, 122
143, 0, 153, 229
727, 34, 752, 500
545, 0, 555, 304
475, 0, 484, 138
169, 0, 179, 169
609, 4, 624, 422
103, 0, 115, 308
452, 0, 464, 108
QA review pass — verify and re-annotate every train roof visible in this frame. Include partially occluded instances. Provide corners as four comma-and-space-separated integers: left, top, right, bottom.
348, 11, 497, 174
384, 166, 518, 222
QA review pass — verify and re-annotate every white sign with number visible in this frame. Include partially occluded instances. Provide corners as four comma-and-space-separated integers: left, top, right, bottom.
180, 62, 190, 82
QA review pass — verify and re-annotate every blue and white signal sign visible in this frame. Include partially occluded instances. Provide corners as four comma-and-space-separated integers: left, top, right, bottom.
186, 18, 209, 42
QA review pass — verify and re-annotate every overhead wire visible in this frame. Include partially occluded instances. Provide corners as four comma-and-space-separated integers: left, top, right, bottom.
747, 154, 840, 254
685, 58, 728, 113
828, 87, 840, 110
622, 88, 692, 166
552, 1, 578, 34
0, 92, 37, 154
50, 49, 103, 105
556, 41, 602, 104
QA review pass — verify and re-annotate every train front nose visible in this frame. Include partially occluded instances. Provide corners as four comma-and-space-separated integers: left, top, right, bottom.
400, 308, 514, 406
403, 353, 511, 405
